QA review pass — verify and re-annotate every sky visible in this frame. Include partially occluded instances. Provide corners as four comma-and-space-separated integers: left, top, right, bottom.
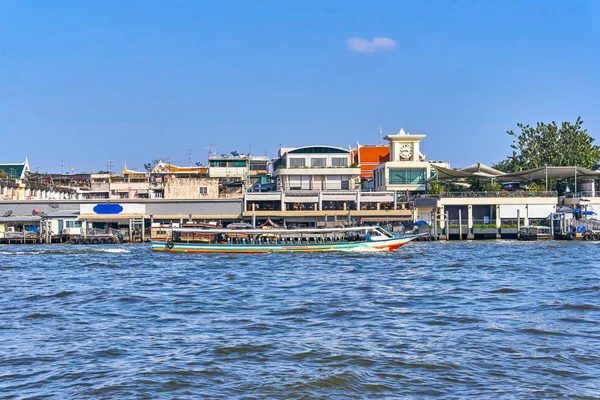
1, 0, 599, 173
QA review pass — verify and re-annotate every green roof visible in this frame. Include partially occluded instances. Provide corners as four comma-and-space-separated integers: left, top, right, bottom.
288, 146, 349, 154
0, 164, 26, 179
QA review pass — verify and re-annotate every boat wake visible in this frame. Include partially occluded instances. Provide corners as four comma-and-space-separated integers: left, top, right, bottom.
334, 246, 389, 253
0, 248, 131, 255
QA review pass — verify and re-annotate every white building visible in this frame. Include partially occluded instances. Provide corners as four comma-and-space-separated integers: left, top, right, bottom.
272, 146, 361, 191
373, 129, 449, 192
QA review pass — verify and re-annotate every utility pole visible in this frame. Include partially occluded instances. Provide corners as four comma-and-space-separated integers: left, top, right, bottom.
107, 159, 113, 201
188, 149, 192, 178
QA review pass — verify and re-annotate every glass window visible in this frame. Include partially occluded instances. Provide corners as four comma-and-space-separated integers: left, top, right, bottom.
209, 160, 226, 167
311, 158, 326, 167
289, 158, 306, 167
199, 186, 208, 194
332, 157, 348, 167
389, 168, 427, 185
250, 162, 268, 171
341, 176, 350, 190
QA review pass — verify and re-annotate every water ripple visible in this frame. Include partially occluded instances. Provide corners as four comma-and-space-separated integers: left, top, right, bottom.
1, 241, 600, 398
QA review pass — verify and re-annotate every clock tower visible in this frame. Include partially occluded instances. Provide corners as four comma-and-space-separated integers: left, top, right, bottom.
372, 128, 441, 193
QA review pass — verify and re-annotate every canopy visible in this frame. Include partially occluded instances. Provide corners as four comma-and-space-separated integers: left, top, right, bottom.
495, 166, 600, 182
431, 164, 600, 182
459, 162, 504, 177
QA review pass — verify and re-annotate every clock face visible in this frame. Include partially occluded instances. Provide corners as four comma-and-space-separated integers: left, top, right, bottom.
398, 143, 413, 159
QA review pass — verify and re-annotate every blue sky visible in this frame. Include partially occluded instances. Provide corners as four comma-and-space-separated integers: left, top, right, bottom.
1, 0, 599, 173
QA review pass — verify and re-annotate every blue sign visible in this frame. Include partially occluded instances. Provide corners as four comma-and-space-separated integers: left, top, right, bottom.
93, 204, 124, 214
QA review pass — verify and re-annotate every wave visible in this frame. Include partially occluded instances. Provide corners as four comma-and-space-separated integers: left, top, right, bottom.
0, 248, 131, 255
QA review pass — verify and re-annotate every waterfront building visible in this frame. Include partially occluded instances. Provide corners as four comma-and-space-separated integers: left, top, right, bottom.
415, 165, 600, 239
373, 129, 449, 193
208, 154, 270, 198
272, 146, 361, 191
0, 159, 77, 200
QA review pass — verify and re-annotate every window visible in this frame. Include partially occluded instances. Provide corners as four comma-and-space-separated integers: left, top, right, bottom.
120, 192, 129, 199
341, 176, 350, 190
327, 175, 342, 190
311, 158, 326, 167
250, 162, 268, 171
389, 168, 427, 185
289, 158, 306, 167
288, 176, 311, 190
66, 221, 82, 228
332, 157, 348, 167
210, 160, 226, 167
199, 186, 208, 195
289, 176, 301, 190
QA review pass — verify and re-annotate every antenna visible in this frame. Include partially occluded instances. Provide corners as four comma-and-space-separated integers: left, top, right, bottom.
188, 149, 192, 167
379, 126, 382, 146
59, 160, 66, 174
106, 159, 113, 174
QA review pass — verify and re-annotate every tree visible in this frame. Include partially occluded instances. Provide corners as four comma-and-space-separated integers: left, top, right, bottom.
494, 117, 600, 172
144, 158, 164, 172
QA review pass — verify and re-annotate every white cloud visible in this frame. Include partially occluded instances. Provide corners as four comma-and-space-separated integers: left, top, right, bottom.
346, 37, 396, 53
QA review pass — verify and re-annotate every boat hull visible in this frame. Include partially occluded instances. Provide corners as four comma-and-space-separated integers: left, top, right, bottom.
151, 235, 419, 253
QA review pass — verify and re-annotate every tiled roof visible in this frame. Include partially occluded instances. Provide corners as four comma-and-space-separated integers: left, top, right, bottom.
356, 146, 390, 179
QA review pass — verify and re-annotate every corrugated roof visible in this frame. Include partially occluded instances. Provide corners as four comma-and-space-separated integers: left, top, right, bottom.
0, 215, 42, 223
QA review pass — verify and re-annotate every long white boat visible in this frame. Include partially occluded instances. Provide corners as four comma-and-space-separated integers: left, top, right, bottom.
151, 226, 421, 253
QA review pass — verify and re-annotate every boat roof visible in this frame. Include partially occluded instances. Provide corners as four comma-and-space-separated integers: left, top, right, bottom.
171, 226, 379, 234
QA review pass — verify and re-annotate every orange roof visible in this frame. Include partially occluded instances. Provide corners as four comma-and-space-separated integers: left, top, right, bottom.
356, 145, 390, 179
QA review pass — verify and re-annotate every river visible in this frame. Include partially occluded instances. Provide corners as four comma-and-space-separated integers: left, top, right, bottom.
1, 241, 599, 398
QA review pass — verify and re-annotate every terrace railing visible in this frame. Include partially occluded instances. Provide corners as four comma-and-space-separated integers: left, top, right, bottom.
565, 191, 598, 198
419, 191, 557, 199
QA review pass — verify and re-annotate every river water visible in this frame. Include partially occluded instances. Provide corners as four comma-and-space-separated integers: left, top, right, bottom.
1, 241, 599, 399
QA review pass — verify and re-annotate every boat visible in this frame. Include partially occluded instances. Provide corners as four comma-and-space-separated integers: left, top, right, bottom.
151, 225, 421, 253
518, 225, 553, 241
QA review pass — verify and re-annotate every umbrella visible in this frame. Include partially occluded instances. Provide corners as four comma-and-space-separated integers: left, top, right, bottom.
413, 220, 428, 227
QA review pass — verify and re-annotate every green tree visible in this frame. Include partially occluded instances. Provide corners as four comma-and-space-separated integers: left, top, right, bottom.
494, 117, 600, 172
144, 158, 165, 172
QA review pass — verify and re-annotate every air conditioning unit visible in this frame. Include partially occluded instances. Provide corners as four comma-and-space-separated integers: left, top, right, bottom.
7, 226, 15, 232
62, 229, 69, 234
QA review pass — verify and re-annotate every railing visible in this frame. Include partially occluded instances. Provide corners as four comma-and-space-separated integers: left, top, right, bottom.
419, 191, 557, 199
565, 191, 598, 199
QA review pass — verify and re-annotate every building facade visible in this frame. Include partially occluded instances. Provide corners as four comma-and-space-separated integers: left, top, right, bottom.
373, 129, 449, 193
272, 146, 361, 191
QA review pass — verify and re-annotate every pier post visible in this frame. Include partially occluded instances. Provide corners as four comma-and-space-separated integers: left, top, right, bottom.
446, 212, 450, 241
459, 210, 462, 240
495, 205, 501, 239
467, 205, 474, 240
517, 209, 521, 238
